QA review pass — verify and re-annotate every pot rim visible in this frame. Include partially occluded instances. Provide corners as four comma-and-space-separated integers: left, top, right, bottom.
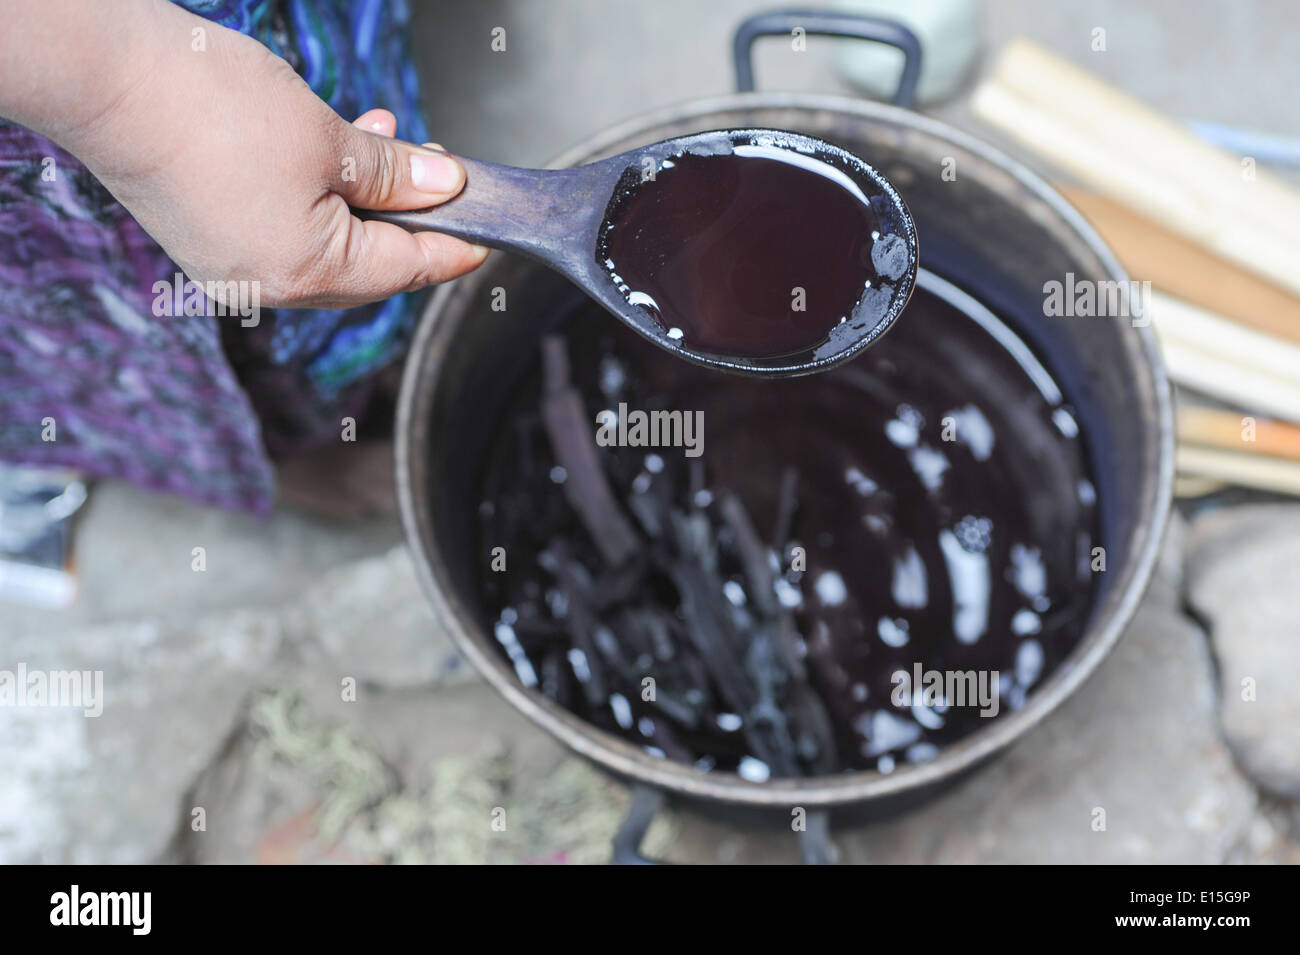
396, 91, 1175, 807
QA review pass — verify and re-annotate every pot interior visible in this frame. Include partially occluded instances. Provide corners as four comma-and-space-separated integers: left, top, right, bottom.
399, 96, 1170, 806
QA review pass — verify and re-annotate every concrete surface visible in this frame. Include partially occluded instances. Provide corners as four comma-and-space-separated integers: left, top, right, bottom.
1186, 505, 1300, 801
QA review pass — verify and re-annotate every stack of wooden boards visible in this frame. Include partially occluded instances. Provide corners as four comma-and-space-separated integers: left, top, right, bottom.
972, 39, 1300, 497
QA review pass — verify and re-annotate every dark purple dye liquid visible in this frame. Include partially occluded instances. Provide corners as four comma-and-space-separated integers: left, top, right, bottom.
597, 145, 909, 361
476, 274, 1099, 778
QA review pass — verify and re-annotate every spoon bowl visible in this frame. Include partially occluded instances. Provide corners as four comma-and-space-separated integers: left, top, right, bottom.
357, 128, 917, 377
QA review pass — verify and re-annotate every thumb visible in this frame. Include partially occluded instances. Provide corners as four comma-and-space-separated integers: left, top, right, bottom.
332, 125, 465, 210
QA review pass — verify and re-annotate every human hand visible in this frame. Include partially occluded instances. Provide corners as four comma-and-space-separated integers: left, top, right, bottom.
16, 0, 487, 309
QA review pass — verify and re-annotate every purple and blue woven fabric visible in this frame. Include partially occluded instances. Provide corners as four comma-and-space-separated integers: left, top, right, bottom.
0, 0, 428, 514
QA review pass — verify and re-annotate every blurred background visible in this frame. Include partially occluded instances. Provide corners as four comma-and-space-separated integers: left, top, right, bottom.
4, 0, 1300, 863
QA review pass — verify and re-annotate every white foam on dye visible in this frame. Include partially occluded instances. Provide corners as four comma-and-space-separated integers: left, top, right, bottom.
952, 514, 992, 553
1078, 478, 1097, 505
910, 445, 951, 491
885, 417, 919, 448
814, 570, 848, 607
863, 513, 890, 535
1016, 639, 1045, 687
939, 529, 990, 644
947, 404, 995, 461
877, 616, 910, 647
845, 465, 878, 496
566, 647, 591, 683
858, 710, 922, 757
891, 544, 928, 608
1009, 543, 1048, 601
599, 355, 625, 395
610, 693, 634, 729
774, 577, 803, 609
1012, 608, 1042, 635
737, 756, 771, 783
906, 742, 940, 764
911, 699, 945, 730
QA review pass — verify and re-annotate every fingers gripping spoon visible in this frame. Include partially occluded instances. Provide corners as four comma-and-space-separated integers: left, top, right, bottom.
355, 129, 917, 377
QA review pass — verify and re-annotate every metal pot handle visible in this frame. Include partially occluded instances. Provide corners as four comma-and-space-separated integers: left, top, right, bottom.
611, 785, 835, 864
732, 8, 923, 108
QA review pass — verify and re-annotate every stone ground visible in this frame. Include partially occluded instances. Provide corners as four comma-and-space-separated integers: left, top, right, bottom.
4, 1, 1300, 863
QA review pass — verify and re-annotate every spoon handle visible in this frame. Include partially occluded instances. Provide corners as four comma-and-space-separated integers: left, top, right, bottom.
351, 156, 598, 267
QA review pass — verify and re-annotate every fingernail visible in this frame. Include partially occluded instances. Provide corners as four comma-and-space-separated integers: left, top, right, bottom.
471, 244, 490, 259
410, 151, 461, 194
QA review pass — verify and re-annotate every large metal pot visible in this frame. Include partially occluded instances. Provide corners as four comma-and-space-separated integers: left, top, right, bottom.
394, 12, 1173, 853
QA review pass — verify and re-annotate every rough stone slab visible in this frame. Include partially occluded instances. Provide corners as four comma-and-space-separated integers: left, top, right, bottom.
1186, 504, 1300, 800
0, 612, 282, 863
1, 537, 476, 863
181, 675, 676, 864
1229, 799, 1300, 864
286, 546, 475, 689
3, 480, 401, 637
